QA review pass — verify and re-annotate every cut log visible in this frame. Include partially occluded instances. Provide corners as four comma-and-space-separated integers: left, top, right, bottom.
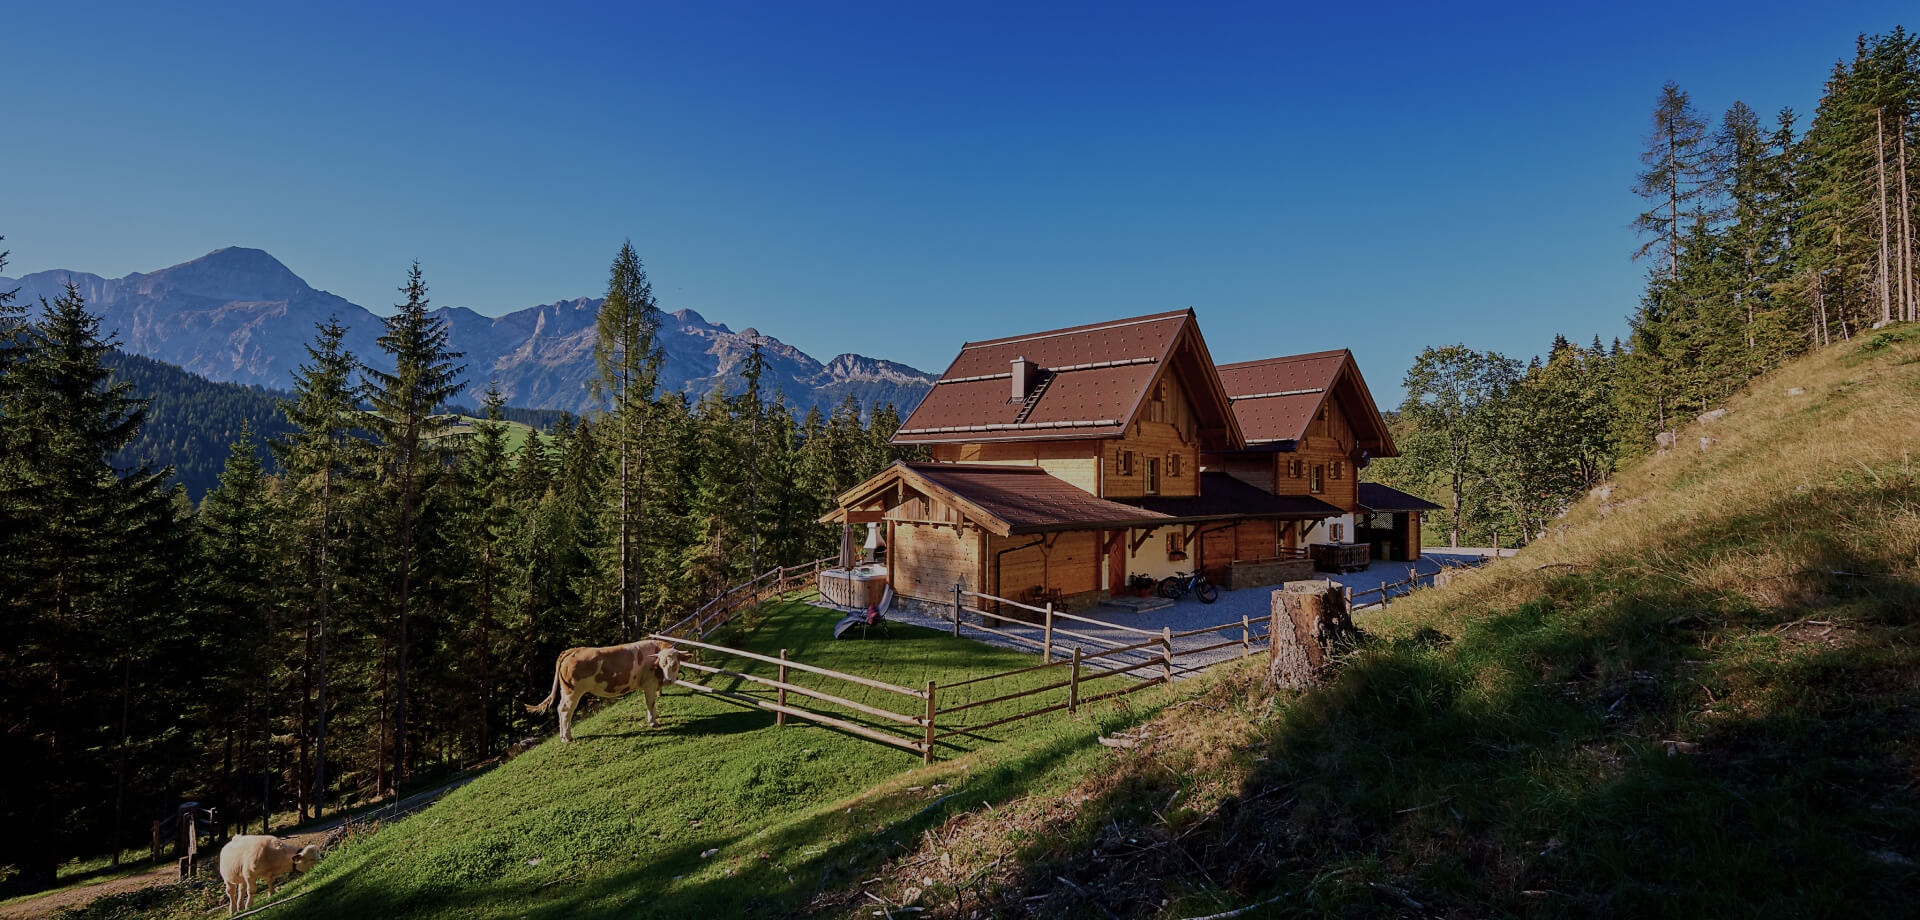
1267, 579, 1356, 689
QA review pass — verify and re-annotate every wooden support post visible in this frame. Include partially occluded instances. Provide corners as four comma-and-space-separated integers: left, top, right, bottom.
923, 681, 937, 765
1069, 648, 1081, 713
1241, 615, 1251, 658
1161, 626, 1174, 683
951, 584, 962, 637
1042, 603, 1055, 662
776, 650, 788, 726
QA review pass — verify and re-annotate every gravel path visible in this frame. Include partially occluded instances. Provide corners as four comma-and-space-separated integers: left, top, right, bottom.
836, 551, 1498, 680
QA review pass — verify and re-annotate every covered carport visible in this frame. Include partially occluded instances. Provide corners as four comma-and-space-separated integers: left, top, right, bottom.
1357, 482, 1442, 562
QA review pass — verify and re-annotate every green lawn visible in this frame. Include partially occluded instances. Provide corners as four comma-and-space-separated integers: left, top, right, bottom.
276, 597, 1169, 919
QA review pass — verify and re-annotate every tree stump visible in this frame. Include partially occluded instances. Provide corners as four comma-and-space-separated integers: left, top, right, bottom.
1268, 579, 1356, 689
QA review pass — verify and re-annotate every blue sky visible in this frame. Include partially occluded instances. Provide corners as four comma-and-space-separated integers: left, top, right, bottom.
3, 1, 1910, 402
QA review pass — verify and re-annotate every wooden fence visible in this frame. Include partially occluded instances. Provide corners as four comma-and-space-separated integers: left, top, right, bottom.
659, 556, 837, 641
1345, 554, 1494, 610
641, 564, 1283, 763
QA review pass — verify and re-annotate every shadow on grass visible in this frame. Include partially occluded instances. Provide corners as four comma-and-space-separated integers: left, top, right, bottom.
958, 485, 1920, 918
290, 723, 1121, 920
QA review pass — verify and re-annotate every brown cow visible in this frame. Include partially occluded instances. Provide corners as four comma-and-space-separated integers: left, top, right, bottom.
218, 835, 319, 915
525, 639, 684, 742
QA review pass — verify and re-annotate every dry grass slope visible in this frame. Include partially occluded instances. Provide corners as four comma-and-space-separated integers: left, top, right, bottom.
842, 327, 1920, 919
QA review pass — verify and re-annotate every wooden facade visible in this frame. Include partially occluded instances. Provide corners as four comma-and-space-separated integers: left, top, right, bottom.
824, 310, 1411, 613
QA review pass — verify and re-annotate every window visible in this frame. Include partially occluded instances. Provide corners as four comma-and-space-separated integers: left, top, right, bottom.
1168, 453, 1182, 477
1166, 530, 1186, 559
1118, 450, 1134, 475
1288, 457, 1303, 478
1145, 458, 1160, 495
1331, 460, 1344, 480
1310, 465, 1324, 494
1331, 523, 1344, 542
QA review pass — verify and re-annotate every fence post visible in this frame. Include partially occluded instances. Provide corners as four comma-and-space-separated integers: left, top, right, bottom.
1043, 603, 1055, 662
951, 584, 963, 637
776, 649, 788, 726
923, 681, 937, 765
1344, 586, 1353, 612
1161, 626, 1174, 684
1069, 647, 1081, 713
1241, 615, 1251, 658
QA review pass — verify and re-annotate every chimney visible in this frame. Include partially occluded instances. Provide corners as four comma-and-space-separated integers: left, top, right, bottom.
1010, 356, 1037, 402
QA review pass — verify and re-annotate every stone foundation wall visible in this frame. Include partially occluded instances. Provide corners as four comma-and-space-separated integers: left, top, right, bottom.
1224, 559, 1315, 590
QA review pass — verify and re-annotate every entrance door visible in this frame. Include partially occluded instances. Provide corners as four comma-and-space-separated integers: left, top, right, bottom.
1108, 529, 1127, 593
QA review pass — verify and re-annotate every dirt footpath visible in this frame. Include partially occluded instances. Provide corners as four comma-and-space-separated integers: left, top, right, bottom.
0, 778, 474, 919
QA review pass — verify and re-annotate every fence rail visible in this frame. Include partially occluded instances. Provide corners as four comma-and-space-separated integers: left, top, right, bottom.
1346, 554, 1493, 610
646, 566, 1282, 764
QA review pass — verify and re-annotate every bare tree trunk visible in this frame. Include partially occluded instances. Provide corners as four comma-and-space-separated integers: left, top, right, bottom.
1899, 113, 1914, 322
393, 429, 414, 797
1878, 107, 1894, 327
1669, 130, 1680, 283
1817, 276, 1831, 346
110, 656, 131, 867
313, 460, 331, 817
298, 614, 312, 822
1449, 472, 1463, 548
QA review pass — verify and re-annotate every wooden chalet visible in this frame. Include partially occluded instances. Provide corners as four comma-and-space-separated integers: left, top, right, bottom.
823, 310, 1422, 614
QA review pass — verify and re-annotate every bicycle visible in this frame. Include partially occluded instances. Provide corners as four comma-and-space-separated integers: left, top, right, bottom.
1156, 570, 1219, 603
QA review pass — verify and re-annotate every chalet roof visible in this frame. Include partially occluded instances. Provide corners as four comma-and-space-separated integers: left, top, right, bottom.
892, 310, 1243, 448
1216, 350, 1398, 457
1357, 482, 1442, 513
826, 462, 1348, 536
1117, 472, 1345, 521
906, 463, 1173, 534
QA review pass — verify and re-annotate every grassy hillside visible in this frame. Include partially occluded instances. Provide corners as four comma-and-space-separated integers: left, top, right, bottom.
261, 601, 1176, 919
102, 329, 1915, 920
831, 327, 1920, 918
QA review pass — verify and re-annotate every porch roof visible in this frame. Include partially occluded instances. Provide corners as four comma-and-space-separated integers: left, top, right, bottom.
1357, 482, 1443, 513
1116, 472, 1345, 522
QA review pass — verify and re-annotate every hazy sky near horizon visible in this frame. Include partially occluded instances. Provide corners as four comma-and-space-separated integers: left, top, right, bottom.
4, 1, 1911, 401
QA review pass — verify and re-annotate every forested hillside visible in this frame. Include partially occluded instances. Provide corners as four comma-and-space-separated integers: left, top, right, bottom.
101, 351, 292, 502
1369, 27, 1920, 549
0, 245, 916, 895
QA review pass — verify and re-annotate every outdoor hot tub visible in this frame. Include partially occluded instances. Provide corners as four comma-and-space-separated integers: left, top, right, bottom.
818, 564, 889, 609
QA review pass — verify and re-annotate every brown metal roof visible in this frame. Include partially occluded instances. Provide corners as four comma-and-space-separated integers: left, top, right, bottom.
1118, 473, 1345, 521
906, 463, 1175, 534
892, 310, 1240, 446
1357, 482, 1442, 513
1217, 350, 1397, 456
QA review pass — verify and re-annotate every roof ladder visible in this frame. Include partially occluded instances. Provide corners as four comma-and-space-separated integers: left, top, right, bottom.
1010, 371, 1055, 424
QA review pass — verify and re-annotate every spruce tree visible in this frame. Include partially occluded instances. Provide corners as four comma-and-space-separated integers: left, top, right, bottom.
0, 284, 183, 887
271, 316, 359, 816
360, 264, 466, 794
462, 384, 514, 757
198, 419, 286, 831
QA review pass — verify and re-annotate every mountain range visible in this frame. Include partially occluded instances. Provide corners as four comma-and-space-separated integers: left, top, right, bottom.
1, 247, 935, 415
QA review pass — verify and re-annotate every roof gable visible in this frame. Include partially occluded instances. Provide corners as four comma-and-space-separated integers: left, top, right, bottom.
1217, 350, 1397, 456
893, 310, 1243, 448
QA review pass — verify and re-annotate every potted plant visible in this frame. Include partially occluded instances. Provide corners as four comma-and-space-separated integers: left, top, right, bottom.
1127, 573, 1156, 597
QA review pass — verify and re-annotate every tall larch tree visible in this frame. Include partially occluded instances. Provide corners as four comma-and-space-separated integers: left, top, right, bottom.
1634, 81, 1715, 282
591, 241, 664, 638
